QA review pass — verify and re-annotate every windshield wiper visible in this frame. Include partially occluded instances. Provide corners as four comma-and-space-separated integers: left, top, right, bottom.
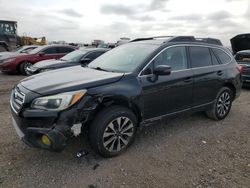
91, 66, 109, 72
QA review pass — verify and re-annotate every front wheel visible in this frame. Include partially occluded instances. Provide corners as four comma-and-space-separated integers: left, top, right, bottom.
19, 61, 33, 75
206, 87, 233, 120
88, 105, 137, 157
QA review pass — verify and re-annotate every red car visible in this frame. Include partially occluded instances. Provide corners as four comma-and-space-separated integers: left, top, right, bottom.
0, 45, 76, 75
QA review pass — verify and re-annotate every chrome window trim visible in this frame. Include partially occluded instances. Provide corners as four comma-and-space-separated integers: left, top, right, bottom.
138, 44, 233, 77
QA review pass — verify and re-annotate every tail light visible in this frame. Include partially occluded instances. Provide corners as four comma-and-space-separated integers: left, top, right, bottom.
236, 64, 243, 73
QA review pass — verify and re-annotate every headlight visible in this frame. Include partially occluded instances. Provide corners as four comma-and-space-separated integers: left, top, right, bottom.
3, 58, 16, 64
31, 90, 87, 110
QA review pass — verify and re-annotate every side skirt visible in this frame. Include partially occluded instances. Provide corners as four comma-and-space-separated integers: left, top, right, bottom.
140, 101, 214, 127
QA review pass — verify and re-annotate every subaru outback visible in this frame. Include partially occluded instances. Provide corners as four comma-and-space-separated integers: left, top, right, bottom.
10, 36, 242, 157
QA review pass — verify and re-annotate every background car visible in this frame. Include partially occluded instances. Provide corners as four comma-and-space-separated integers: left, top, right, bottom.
0, 45, 38, 57
0, 45, 76, 75
26, 48, 109, 75
234, 50, 250, 86
231, 34, 250, 86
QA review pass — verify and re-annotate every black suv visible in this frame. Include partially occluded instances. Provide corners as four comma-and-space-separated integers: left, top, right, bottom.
10, 36, 242, 157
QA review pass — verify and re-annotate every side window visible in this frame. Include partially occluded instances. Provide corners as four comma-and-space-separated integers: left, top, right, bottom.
210, 49, 220, 65
212, 48, 231, 64
85, 51, 105, 60
153, 46, 188, 71
42, 47, 57, 54
189, 47, 212, 68
58, 47, 74, 53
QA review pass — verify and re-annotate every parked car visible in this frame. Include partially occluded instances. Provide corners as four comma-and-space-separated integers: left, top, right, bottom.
0, 45, 75, 75
0, 45, 38, 57
231, 34, 250, 86
26, 48, 109, 75
10, 36, 242, 157
97, 43, 116, 49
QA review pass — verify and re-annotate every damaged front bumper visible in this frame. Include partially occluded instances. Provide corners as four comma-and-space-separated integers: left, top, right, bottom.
10, 89, 99, 152
11, 111, 70, 152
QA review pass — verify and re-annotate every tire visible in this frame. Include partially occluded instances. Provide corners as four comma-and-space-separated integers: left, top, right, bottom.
88, 105, 137, 158
19, 61, 33, 75
206, 87, 233, 120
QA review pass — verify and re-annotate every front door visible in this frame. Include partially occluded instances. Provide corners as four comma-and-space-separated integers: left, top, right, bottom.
139, 46, 194, 120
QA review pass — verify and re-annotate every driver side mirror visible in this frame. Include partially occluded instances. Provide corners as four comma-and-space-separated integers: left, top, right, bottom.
153, 65, 171, 76
38, 52, 45, 56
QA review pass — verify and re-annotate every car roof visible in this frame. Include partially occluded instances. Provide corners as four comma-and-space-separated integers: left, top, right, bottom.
81, 48, 110, 52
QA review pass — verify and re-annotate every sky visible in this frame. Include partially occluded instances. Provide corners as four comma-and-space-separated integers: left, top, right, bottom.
0, 0, 249, 46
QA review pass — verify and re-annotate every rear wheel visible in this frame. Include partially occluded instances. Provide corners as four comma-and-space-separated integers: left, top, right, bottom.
206, 87, 233, 120
19, 61, 33, 75
88, 105, 137, 157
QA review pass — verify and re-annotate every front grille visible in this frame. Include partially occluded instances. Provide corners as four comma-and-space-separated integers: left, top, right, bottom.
10, 87, 25, 114
242, 67, 250, 75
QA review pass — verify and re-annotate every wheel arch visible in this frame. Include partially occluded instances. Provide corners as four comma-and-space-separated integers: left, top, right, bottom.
17, 60, 32, 73
94, 96, 142, 125
223, 82, 236, 100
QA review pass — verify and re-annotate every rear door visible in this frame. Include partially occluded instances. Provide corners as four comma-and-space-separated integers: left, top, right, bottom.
139, 46, 194, 119
39, 47, 58, 61
189, 46, 226, 106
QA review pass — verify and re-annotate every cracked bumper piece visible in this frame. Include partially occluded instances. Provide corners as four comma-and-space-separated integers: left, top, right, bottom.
12, 117, 69, 152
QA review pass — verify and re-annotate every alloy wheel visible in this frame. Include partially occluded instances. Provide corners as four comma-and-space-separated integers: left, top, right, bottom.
102, 116, 134, 152
24, 62, 33, 74
216, 91, 231, 117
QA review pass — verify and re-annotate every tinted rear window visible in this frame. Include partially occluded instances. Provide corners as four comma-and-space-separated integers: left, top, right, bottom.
58, 47, 74, 53
189, 47, 212, 68
212, 48, 231, 64
210, 49, 220, 65
43, 47, 57, 54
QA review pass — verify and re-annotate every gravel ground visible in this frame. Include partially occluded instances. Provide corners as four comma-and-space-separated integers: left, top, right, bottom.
0, 72, 249, 188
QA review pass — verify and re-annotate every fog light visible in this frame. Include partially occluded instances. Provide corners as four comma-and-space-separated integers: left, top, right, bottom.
41, 135, 51, 146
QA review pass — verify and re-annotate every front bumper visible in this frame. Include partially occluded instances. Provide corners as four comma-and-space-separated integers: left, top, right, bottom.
11, 110, 69, 151
0, 62, 16, 73
10, 85, 98, 151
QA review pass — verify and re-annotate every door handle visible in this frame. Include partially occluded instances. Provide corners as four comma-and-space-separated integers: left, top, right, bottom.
217, 71, 223, 76
184, 77, 192, 83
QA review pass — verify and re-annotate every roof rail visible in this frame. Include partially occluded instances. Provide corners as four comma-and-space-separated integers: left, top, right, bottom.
168, 36, 196, 42
130, 36, 173, 42
130, 36, 223, 46
195, 38, 223, 46
169, 36, 223, 46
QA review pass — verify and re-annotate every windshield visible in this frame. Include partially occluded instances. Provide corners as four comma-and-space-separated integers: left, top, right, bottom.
28, 46, 45, 54
12, 46, 37, 53
235, 53, 250, 62
61, 50, 87, 62
88, 43, 158, 73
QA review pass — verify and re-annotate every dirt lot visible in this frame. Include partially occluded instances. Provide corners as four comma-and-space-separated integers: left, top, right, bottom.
0, 72, 249, 188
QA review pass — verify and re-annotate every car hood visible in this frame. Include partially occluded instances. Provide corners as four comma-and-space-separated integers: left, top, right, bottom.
0, 52, 13, 57
0, 52, 28, 60
20, 66, 124, 95
33, 59, 70, 68
230, 33, 250, 54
